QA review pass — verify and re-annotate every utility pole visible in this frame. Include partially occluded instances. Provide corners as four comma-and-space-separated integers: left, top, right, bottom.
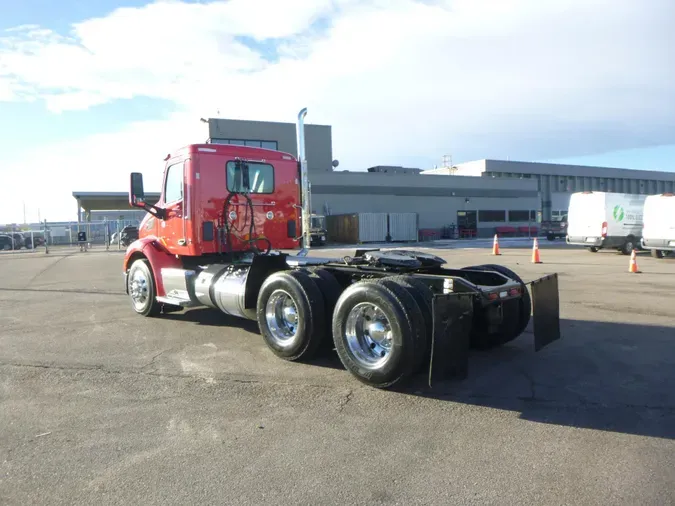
23, 202, 26, 225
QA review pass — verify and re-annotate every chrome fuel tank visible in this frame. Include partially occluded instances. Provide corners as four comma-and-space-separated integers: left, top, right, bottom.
193, 264, 255, 320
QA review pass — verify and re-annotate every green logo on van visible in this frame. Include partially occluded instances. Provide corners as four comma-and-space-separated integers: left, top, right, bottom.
613, 205, 625, 222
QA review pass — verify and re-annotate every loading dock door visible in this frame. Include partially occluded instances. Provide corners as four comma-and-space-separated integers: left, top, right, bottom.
457, 211, 477, 238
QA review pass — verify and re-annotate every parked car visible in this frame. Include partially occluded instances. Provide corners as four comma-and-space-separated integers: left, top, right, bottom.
24, 234, 45, 249
541, 215, 568, 241
119, 226, 139, 247
10, 232, 24, 249
0, 234, 15, 250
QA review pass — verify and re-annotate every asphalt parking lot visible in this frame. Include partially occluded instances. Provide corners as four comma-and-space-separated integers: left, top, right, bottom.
1, 242, 674, 505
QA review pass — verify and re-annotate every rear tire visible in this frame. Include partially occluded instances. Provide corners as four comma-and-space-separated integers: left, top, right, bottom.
291, 268, 343, 352
461, 264, 531, 349
588, 247, 599, 253
256, 270, 326, 362
621, 237, 636, 255
651, 249, 664, 259
372, 277, 428, 374
379, 275, 434, 371
332, 280, 417, 389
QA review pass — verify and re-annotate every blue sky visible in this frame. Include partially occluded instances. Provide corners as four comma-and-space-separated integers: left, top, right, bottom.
1, 0, 674, 224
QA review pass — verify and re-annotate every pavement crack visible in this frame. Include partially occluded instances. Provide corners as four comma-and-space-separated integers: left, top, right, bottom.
24, 253, 76, 288
0, 287, 125, 297
2, 362, 674, 413
520, 369, 537, 401
338, 390, 353, 412
141, 348, 176, 372
0, 362, 104, 373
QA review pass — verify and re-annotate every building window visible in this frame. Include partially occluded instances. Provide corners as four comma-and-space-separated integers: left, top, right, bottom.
508, 210, 536, 222
226, 161, 274, 194
478, 210, 506, 222
164, 162, 184, 203
210, 138, 278, 151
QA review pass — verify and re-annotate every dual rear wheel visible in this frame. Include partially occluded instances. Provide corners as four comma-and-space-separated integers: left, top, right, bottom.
256, 270, 433, 388
257, 265, 531, 389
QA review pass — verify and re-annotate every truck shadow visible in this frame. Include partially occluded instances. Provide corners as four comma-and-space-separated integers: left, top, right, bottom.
394, 318, 675, 440
162, 308, 260, 335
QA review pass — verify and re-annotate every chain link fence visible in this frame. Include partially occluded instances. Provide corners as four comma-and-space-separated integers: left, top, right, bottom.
0, 219, 141, 254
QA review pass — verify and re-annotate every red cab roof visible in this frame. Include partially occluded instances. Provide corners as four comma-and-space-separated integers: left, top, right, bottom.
167, 143, 297, 163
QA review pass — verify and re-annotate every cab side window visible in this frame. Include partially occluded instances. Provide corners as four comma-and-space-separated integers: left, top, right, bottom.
164, 162, 184, 203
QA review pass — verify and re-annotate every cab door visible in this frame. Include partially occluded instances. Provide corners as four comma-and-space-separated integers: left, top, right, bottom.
159, 160, 189, 254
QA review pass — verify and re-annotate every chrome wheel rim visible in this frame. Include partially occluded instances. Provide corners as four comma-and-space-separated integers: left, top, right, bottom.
129, 268, 150, 310
344, 302, 394, 369
265, 289, 299, 348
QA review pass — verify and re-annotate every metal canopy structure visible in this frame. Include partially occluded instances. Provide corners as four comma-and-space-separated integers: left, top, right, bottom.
72, 191, 160, 221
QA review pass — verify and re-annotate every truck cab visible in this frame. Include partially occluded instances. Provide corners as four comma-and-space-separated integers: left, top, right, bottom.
132, 143, 302, 258
309, 214, 327, 246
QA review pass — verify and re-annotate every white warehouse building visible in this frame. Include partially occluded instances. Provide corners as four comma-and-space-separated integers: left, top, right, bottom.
423, 159, 675, 221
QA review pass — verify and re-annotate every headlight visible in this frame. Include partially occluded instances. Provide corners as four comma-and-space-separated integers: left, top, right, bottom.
321, 236, 326, 241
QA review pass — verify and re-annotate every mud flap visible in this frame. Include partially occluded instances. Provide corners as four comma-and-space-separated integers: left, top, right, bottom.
428, 292, 475, 387
528, 273, 561, 352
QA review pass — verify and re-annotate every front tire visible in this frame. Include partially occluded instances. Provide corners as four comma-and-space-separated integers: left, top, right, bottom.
127, 258, 162, 316
332, 280, 417, 389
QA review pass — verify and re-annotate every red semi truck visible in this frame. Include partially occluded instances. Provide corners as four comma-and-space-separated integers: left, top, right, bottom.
123, 108, 561, 389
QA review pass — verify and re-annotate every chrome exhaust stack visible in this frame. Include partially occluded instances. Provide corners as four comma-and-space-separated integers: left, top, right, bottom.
296, 107, 312, 256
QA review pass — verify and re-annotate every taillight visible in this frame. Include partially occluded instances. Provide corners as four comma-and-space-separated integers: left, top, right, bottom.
601, 221, 608, 237
509, 287, 520, 296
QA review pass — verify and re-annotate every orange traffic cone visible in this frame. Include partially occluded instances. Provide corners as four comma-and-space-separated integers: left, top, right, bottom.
531, 238, 542, 264
492, 234, 501, 255
628, 249, 641, 273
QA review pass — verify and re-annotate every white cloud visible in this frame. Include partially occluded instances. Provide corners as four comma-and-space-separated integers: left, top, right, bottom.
1, 0, 674, 223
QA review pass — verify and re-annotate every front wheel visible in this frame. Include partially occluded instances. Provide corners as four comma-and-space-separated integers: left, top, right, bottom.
127, 258, 162, 316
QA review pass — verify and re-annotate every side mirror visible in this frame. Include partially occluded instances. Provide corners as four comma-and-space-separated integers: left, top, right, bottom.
129, 172, 145, 207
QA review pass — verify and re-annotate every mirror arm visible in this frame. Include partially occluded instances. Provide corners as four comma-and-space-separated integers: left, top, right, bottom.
143, 202, 166, 219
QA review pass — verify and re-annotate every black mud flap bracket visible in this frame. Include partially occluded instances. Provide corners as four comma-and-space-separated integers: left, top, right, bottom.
527, 273, 561, 352
428, 292, 475, 387
427, 273, 561, 387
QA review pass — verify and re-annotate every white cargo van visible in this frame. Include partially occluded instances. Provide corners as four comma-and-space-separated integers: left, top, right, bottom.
566, 191, 646, 254
641, 193, 675, 258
